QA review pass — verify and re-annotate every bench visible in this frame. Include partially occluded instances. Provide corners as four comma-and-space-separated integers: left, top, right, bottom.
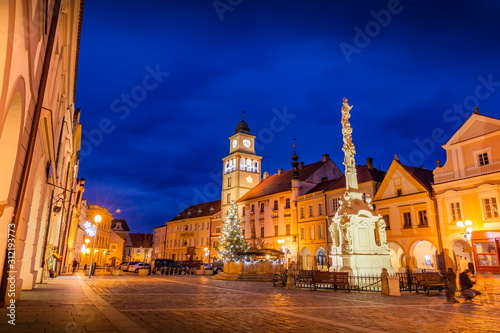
310, 271, 350, 292
294, 270, 316, 288
414, 272, 445, 295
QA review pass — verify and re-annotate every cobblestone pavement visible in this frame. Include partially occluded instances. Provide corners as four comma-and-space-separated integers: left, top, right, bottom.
1, 271, 499, 333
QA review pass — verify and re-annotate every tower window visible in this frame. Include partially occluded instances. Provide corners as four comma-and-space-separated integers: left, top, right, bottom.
227, 193, 231, 204
228, 177, 232, 187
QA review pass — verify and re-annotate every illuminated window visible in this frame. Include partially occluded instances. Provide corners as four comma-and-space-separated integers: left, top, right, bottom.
478, 153, 489, 166
300, 227, 305, 240
309, 226, 314, 240
309, 205, 314, 218
300, 206, 305, 219
319, 224, 325, 239
483, 197, 499, 219
450, 202, 462, 222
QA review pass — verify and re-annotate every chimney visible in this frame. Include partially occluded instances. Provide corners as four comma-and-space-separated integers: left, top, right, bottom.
263, 171, 270, 179
277, 168, 283, 175
299, 162, 304, 169
366, 157, 373, 170
322, 154, 330, 162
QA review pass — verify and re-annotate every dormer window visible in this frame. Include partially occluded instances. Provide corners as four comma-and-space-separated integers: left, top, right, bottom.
478, 152, 489, 166
396, 189, 403, 197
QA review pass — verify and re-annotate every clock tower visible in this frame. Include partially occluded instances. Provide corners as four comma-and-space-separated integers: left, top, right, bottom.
222, 114, 262, 214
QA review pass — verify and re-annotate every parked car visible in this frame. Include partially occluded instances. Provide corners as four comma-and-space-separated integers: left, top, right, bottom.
128, 262, 151, 273
203, 262, 223, 274
152, 259, 187, 275
118, 262, 129, 271
123, 261, 140, 271
180, 260, 204, 269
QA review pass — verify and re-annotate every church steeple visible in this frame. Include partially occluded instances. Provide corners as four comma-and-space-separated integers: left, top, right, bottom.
235, 111, 251, 134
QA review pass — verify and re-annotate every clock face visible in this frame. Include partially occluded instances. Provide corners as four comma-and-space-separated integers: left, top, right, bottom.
232, 139, 237, 148
243, 139, 251, 148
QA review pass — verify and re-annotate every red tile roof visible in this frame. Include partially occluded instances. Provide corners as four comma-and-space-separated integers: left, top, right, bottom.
237, 161, 328, 202
169, 200, 221, 221
398, 161, 434, 191
111, 219, 130, 232
128, 233, 153, 248
308, 165, 386, 193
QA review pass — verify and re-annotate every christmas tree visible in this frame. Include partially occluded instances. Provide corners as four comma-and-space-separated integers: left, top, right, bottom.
217, 200, 248, 262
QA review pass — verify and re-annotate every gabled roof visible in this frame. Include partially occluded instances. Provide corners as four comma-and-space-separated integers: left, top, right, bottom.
127, 233, 153, 248
373, 159, 433, 201
399, 162, 434, 192
111, 219, 130, 232
237, 160, 327, 202
169, 200, 221, 221
444, 112, 500, 147
311, 165, 385, 193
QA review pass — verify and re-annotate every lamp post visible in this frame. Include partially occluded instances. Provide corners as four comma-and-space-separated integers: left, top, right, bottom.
88, 214, 102, 278
456, 219, 475, 272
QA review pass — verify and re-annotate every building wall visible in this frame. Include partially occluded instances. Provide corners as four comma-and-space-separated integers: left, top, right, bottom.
0, 0, 83, 302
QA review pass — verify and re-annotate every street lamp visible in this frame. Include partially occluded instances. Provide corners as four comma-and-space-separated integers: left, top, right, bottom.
456, 220, 473, 241
88, 214, 102, 278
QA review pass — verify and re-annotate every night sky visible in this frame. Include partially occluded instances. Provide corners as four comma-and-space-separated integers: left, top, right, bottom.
76, 0, 500, 233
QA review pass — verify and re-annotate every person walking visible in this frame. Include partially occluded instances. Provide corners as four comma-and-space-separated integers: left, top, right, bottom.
459, 269, 480, 302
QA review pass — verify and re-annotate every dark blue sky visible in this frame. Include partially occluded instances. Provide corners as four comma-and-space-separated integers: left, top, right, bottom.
76, 0, 500, 233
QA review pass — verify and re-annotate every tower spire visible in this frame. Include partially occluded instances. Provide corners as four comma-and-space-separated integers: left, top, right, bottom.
341, 97, 358, 190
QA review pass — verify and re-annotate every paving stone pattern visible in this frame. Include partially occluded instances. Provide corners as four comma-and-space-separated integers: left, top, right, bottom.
1, 271, 499, 332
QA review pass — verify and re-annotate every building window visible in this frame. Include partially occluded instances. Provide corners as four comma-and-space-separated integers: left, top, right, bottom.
396, 188, 403, 197
285, 198, 291, 209
260, 203, 264, 213
382, 214, 390, 230
309, 205, 314, 218
450, 202, 462, 222
483, 197, 499, 219
273, 200, 278, 210
228, 177, 232, 187
242, 207, 246, 216
274, 225, 279, 236
300, 206, 305, 219
309, 226, 314, 240
418, 210, 428, 227
403, 212, 412, 228
286, 224, 291, 235
260, 226, 265, 237
319, 224, 325, 239
215, 227, 220, 234
318, 203, 323, 216
300, 227, 305, 240
332, 198, 340, 212
478, 153, 489, 166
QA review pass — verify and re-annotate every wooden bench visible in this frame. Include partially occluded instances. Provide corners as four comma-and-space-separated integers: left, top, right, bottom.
414, 272, 445, 295
310, 271, 350, 292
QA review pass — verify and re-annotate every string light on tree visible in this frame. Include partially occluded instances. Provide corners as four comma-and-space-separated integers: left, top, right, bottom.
217, 200, 248, 262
